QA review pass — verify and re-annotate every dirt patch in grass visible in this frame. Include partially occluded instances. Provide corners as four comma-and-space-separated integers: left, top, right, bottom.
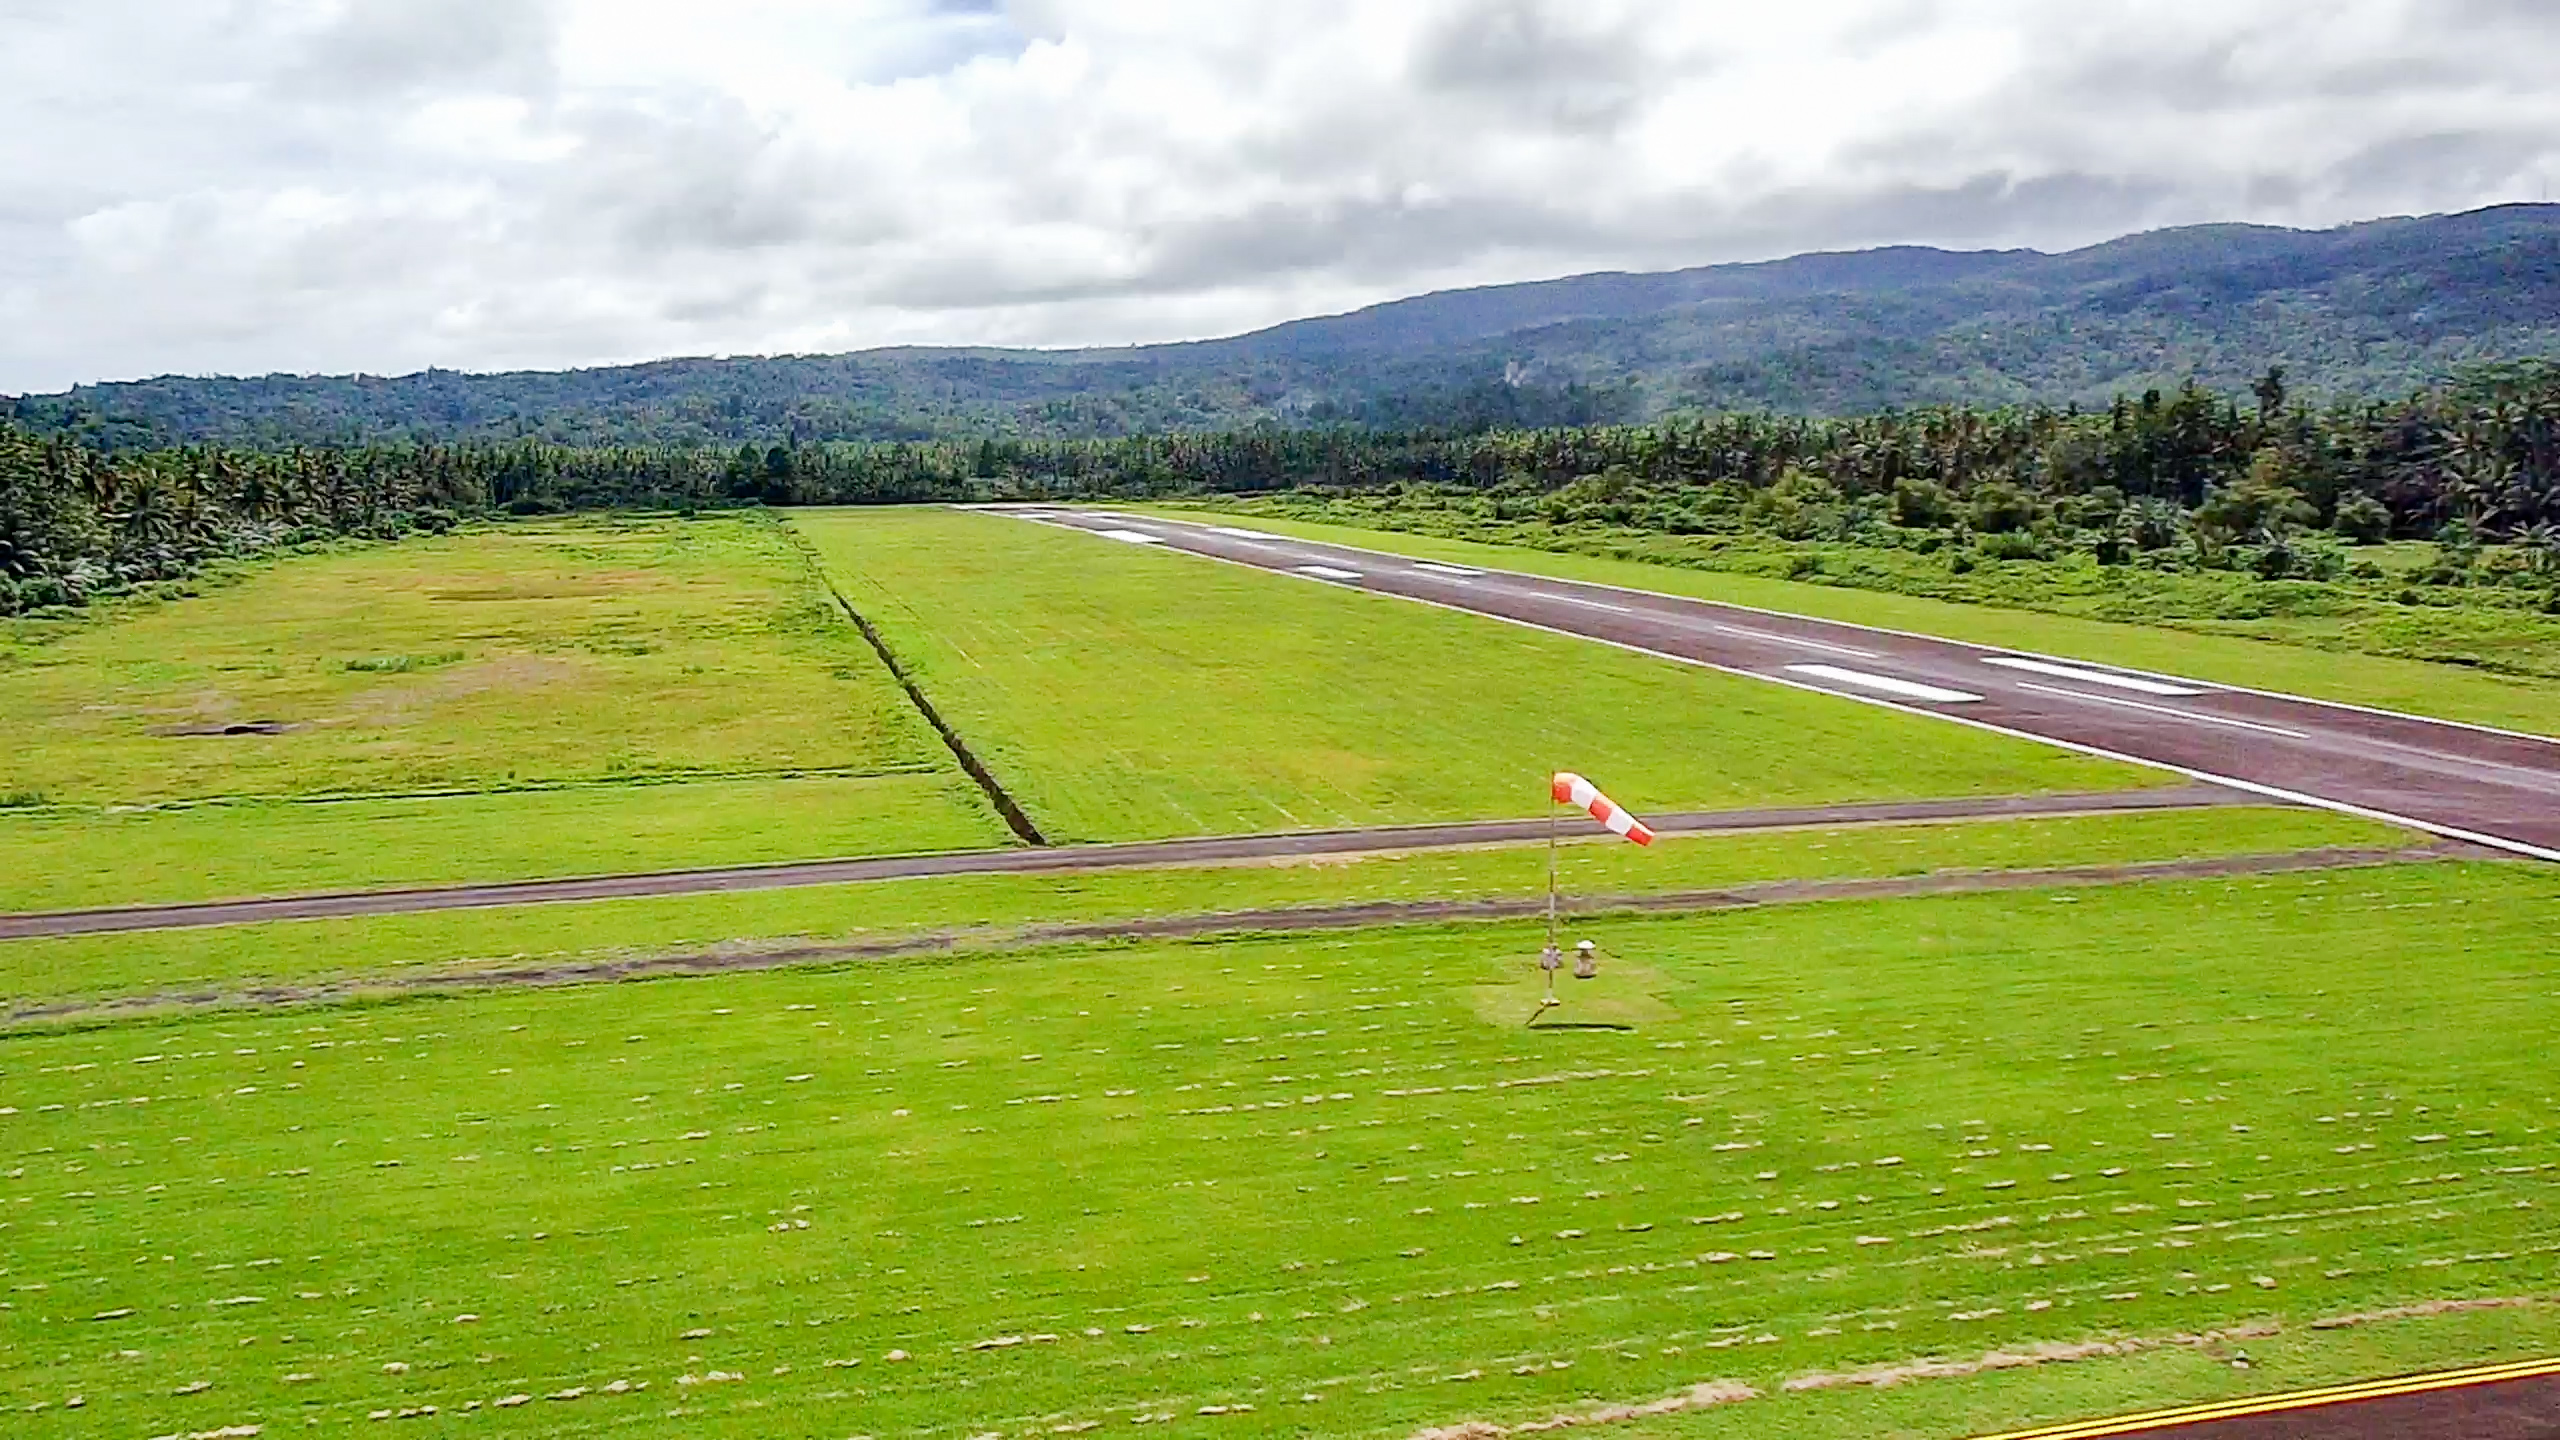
345, 655, 588, 722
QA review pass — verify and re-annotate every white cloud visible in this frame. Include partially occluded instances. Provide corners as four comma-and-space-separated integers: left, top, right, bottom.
4, 0, 2556, 390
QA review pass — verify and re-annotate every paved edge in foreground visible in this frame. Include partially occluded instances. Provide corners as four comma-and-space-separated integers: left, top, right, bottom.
1970, 1353, 2560, 1439
5, 842, 2448, 1026
0, 785, 2251, 939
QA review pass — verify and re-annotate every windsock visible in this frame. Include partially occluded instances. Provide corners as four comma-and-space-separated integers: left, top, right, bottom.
1550, 772, 1655, 845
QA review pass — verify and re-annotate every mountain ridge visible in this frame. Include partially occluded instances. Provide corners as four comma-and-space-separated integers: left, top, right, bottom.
11, 203, 2559, 448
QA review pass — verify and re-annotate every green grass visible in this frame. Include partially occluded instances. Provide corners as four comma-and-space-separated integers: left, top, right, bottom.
0, 513, 1011, 903
0, 805, 2404, 1019
3, 860, 2555, 1438
0, 513, 943, 803
0, 772, 1003, 914
1157, 507, 2560, 739
791, 508, 2153, 844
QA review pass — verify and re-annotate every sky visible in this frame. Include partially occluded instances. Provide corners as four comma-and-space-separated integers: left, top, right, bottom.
3, 0, 2556, 393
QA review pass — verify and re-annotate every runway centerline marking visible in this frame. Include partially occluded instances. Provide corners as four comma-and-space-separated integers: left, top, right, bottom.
1294, 564, 1363, 581
1544, 594, 1635, 613
1203, 525, 1279, 540
1982, 655, 2208, 695
1783, 665, 1983, 704
1097, 529, 1164, 544
1414, 562, 1483, 578
2013, 681, 2310, 738
1711, 623, 1880, 659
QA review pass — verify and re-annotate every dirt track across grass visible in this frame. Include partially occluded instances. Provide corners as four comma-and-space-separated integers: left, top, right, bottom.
6, 840, 2452, 1027
0, 785, 2246, 939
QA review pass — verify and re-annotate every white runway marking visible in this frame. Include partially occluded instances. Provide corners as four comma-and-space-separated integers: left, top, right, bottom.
1783, 665, 1983, 704
2011, 682, 2309, 738
1544, 594, 1634, 614
1204, 525, 1278, 540
1710, 623, 1879, 659
1295, 565, 1363, 581
1098, 529, 1164, 544
1981, 656, 2207, 696
1414, 562, 1483, 578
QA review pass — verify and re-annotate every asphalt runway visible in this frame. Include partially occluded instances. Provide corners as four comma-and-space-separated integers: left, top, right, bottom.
0, 786, 2236, 939
1007, 508, 2560, 863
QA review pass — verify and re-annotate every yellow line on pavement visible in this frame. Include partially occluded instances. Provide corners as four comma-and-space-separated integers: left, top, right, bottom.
1969, 1355, 2560, 1440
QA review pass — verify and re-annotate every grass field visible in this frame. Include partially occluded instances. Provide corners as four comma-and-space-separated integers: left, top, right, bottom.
4, 860, 2555, 1439
0, 514, 1010, 905
6, 498, 2550, 1440
0, 806, 2400, 1016
0, 772, 999, 915
792, 508, 2154, 844
1151, 507, 2560, 740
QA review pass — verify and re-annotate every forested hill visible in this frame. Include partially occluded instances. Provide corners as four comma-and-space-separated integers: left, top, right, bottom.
14, 204, 2560, 449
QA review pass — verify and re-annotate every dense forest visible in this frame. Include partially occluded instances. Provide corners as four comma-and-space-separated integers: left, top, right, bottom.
6, 359, 2556, 617
10, 205, 2558, 448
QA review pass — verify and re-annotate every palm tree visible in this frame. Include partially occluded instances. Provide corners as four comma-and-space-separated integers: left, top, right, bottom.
2522, 521, 2560, 580
2441, 421, 2514, 532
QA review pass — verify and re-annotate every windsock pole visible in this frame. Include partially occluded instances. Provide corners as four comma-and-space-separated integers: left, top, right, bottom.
1543, 772, 1653, 1009
1546, 800, 1560, 948
1545, 801, 1561, 1003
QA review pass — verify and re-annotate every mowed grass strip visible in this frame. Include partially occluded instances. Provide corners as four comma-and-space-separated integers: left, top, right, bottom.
0, 771, 1003, 914
0, 512, 948, 805
0, 806, 2400, 1013
2, 862, 2555, 1438
1153, 507, 2560, 740
792, 508, 2152, 843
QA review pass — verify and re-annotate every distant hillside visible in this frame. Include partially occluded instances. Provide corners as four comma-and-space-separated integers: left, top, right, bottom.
13, 204, 2560, 448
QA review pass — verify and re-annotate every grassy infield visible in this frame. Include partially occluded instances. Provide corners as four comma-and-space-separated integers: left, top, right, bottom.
2, 507, 2556, 1439
0, 515, 1006, 912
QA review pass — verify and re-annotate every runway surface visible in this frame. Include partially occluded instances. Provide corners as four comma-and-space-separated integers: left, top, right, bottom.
0, 786, 2237, 939
1006, 507, 2560, 863
1973, 1355, 2560, 1439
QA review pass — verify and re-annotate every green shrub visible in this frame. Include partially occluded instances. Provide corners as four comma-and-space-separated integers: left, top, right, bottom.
1968, 482, 2039, 534
1890, 480, 1954, 528
2332, 492, 2392, 543
1979, 530, 2047, 561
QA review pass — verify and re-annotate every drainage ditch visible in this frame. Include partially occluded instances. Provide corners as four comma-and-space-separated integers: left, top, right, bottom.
782, 524, 1050, 847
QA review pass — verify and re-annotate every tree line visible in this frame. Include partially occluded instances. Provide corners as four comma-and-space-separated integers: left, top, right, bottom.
4, 361, 2555, 614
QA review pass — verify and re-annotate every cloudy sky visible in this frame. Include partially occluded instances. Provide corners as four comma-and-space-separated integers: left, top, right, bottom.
3, 0, 2555, 392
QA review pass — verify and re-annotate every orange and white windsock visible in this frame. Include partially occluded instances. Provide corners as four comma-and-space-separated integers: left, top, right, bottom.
1550, 772, 1655, 845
